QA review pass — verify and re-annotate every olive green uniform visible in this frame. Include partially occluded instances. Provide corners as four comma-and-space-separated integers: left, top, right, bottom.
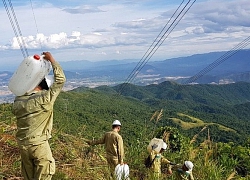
90, 130, 124, 172
176, 169, 194, 180
12, 61, 66, 180
149, 150, 171, 180
172, 164, 194, 180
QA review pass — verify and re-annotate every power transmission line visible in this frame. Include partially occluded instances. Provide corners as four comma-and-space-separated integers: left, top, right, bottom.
121, 0, 185, 90
135, 0, 196, 79
2, 0, 29, 58
29, 0, 44, 51
184, 36, 250, 84
118, 0, 196, 94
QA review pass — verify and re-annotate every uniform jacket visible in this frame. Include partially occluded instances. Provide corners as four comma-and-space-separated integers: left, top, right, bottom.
150, 150, 170, 173
176, 169, 194, 180
91, 130, 124, 164
12, 61, 66, 145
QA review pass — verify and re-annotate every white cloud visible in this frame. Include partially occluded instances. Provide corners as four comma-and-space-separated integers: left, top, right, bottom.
185, 27, 205, 35
93, 32, 102, 36
187, 0, 250, 31
63, 5, 105, 14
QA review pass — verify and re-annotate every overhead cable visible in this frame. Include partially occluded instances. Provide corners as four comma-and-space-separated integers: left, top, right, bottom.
184, 36, 250, 84
120, 0, 185, 90
118, 0, 196, 94
2, 0, 29, 58
136, 0, 196, 78
29, 0, 43, 51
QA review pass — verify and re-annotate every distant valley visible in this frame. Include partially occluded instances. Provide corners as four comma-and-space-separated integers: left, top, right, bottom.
0, 49, 250, 103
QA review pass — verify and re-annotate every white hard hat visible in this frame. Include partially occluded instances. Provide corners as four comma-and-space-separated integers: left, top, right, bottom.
45, 75, 54, 88
184, 161, 194, 171
112, 120, 121, 126
162, 142, 167, 150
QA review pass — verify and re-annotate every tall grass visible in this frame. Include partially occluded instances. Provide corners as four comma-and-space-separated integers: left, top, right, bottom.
0, 109, 249, 179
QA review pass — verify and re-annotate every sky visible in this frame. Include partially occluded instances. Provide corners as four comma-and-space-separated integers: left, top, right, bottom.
0, 0, 250, 66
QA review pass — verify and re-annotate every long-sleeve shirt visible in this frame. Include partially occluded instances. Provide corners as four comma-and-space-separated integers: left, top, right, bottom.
12, 61, 66, 145
150, 150, 171, 173
91, 130, 124, 164
172, 164, 195, 180
176, 169, 194, 180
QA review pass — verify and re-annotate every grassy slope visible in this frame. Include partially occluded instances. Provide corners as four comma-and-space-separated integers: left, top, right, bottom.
1, 82, 250, 179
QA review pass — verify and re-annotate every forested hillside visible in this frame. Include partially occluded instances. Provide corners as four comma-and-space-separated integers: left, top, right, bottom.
1, 81, 250, 179
112, 81, 250, 143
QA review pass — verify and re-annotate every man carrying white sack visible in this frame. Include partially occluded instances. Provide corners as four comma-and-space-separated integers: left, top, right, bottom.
12, 52, 66, 180
86, 120, 125, 179
148, 142, 174, 180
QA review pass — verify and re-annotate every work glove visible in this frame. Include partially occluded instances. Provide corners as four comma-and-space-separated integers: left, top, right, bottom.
170, 162, 177, 165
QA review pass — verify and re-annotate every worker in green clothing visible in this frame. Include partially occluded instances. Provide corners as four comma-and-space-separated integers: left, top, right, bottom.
172, 161, 194, 180
86, 120, 125, 177
12, 52, 66, 180
148, 142, 174, 180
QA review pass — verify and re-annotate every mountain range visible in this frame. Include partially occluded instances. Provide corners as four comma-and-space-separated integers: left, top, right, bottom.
59, 49, 250, 83
0, 49, 250, 88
